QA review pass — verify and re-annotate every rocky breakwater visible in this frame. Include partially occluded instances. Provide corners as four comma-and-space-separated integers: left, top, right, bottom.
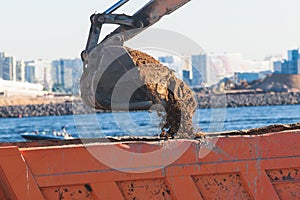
197, 92, 300, 108
0, 100, 99, 118
1, 92, 300, 118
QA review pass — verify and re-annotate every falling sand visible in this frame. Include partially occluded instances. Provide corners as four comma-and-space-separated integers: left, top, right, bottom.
80, 46, 197, 138
127, 48, 197, 138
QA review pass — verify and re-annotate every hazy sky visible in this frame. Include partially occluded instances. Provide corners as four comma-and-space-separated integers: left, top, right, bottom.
1, 0, 300, 60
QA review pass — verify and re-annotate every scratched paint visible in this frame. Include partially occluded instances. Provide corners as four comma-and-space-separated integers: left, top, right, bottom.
41, 184, 93, 200
267, 168, 300, 199
117, 179, 173, 200
266, 168, 300, 182
273, 183, 300, 200
193, 173, 252, 200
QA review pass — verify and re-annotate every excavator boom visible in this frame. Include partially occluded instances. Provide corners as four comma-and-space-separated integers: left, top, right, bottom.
82, 0, 191, 59
108, 0, 191, 39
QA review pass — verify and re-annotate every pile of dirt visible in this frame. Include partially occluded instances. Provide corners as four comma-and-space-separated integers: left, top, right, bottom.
212, 123, 300, 137
250, 74, 300, 92
127, 48, 197, 138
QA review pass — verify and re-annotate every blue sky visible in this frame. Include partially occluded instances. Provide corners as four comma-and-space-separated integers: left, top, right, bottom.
1, 0, 300, 60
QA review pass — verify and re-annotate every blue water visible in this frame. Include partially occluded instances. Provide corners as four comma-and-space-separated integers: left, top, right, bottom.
0, 105, 300, 142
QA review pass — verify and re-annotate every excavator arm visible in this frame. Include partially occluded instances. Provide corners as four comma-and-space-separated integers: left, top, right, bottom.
82, 0, 191, 62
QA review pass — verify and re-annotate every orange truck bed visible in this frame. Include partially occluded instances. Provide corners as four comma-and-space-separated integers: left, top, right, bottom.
0, 130, 300, 199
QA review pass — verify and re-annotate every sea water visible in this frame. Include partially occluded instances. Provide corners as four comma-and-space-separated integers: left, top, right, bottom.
0, 104, 300, 142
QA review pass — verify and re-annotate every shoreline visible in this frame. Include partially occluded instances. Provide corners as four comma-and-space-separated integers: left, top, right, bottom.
0, 92, 300, 118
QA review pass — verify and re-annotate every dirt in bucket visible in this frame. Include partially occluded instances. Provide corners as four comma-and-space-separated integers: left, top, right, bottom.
127, 48, 197, 138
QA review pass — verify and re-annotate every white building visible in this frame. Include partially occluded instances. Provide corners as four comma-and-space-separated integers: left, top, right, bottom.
0, 79, 44, 97
192, 53, 243, 86
241, 59, 270, 73
191, 53, 273, 86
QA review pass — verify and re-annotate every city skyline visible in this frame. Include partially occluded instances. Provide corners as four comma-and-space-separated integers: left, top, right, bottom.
0, 47, 295, 85
1, 48, 299, 97
1, 0, 300, 60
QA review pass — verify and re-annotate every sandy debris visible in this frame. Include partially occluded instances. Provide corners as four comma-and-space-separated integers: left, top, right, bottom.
127, 48, 197, 138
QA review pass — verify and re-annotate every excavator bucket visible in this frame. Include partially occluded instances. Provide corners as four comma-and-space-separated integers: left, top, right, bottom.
80, 0, 196, 137
80, 0, 191, 111
80, 44, 153, 111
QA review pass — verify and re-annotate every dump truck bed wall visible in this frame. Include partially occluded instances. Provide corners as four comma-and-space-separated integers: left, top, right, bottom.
0, 130, 300, 199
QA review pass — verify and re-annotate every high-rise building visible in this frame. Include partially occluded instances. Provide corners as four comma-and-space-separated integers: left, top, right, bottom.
287, 49, 299, 74
274, 49, 299, 74
2, 56, 15, 81
182, 70, 191, 85
0, 52, 28, 82
25, 60, 52, 89
191, 54, 206, 86
16, 60, 25, 82
273, 61, 282, 73
25, 65, 35, 83
192, 53, 244, 86
51, 60, 61, 86
52, 58, 82, 92
0, 52, 4, 79
0, 52, 16, 81
282, 61, 297, 74
181, 55, 192, 84
288, 49, 299, 62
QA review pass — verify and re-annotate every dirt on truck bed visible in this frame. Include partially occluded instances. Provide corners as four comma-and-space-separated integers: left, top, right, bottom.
127, 48, 197, 138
